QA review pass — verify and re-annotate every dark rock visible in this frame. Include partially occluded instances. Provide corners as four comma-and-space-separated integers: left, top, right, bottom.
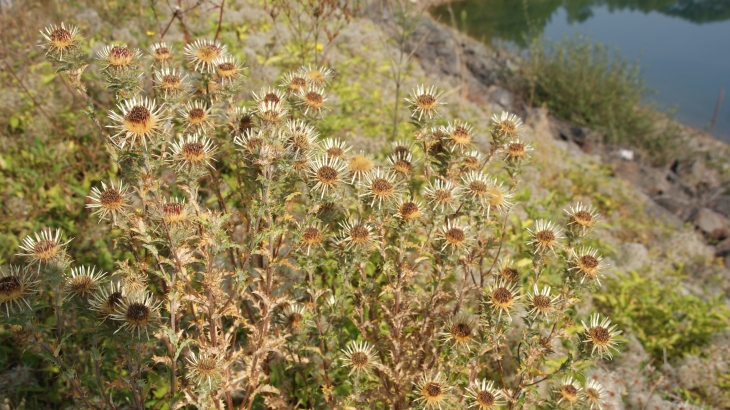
670, 158, 720, 197
653, 194, 690, 217
715, 237, 730, 258
709, 195, 730, 217
690, 207, 730, 240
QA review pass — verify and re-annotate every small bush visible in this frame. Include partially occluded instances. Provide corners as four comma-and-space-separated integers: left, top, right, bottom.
520, 35, 683, 162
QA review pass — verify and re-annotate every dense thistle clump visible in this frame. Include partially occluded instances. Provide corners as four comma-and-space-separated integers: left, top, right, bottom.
7, 20, 625, 410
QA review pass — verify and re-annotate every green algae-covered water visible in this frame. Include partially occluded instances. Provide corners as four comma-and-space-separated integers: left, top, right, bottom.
432, 0, 730, 142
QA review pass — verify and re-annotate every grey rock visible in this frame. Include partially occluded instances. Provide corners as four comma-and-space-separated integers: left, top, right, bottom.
714, 237, 730, 258
709, 194, 730, 217
690, 207, 730, 240
616, 243, 649, 272
489, 86, 513, 109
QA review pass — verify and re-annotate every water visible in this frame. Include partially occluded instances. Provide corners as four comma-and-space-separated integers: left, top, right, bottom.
432, 0, 730, 142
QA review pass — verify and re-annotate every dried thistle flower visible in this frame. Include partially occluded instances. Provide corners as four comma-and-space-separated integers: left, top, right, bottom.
485, 179, 513, 218
465, 379, 506, 409
86, 180, 131, 223
443, 120, 474, 150
391, 140, 413, 157
148, 42, 173, 65
361, 169, 401, 209
234, 128, 265, 155
285, 119, 319, 158
406, 84, 445, 121
440, 312, 478, 350
498, 260, 520, 282
555, 376, 583, 406
111, 290, 161, 339
256, 100, 288, 125
212, 55, 243, 82
18, 228, 72, 265
281, 304, 308, 330
307, 156, 347, 199
424, 179, 461, 213
582, 314, 621, 360
186, 351, 224, 389
96, 44, 141, 70
160, 197, 189, 225
337, 218, 376, 250
0, 266, 38, 316
107, 96, 168, 148
461, 171, 492, 208
154, 67, 188, 97
462, 150, 486, 171
321, 138, 351, 160
394, 197, 424, 222
346, 152, 374, 184
178, 100, 215, 133
300, 64, 333, 87
65, 266, 106, 299
526, 284, 559, 321
229, 106, 254, 135
413, 372, 452, 409
184, 39, 227, 73
388, 151, 417, 176
253, 87, 286, 106
169, 133, 217, 171
504, 138, 532, 165
491, 111, 523, 143
437, 219, 471, 252
570, 247, 606, 285
341, 340, 379, 376
485, 279, 522, 321
281, 71, 308, 94
527, 220, 564, 255
40, 22, 80, 59
584, 379, 608, 410
89, 281, 125, 322
297, 86, 328, 115
565, 203, 601, 236
298, 220, 327, 255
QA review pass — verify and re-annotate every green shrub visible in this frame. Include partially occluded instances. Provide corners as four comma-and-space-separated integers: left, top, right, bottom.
593, 269, 730, 360
520, 35, 684, 163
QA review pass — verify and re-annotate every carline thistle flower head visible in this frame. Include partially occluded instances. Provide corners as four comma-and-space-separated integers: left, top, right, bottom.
485, 278, 522, 321
440, 311, 478, 350
89, 281, 125, 322
86, 180, 131, 223
298, 220, 327, 255
526, 284, 560, 321
169, 133, 217, 171
178, 100, 215, 133
107, 96, 168, 149
413, 372, 452, 409
111, 290, 161, 339
570, 247, 606, 285
96, 44, 141, 70
527, 220, 564, 255
555, 376, 583, 406
406, 84, 445, 122
490, 111, 523, 144
307, 156, 347, 199
337, 218, 377, 251
360, 168, 402, 209
184, 39, 227, 73
341, 340, 379, 376
582, 313, 622, 360
465, 379, 506, 409
154, 68, 188, 97
65, 266, 106, 300
299, 64, 333, 87
148, 42, 173, 65
0, 266, 38, 316
584, 379, 608, 410
565, 202, 601, 236
18, 228, 72, 265
40, 22, 81, 60
186, 351, 224, 389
